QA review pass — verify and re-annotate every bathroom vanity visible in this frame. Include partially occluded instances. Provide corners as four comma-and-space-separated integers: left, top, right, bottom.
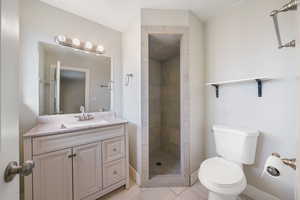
23, 112, 129, 200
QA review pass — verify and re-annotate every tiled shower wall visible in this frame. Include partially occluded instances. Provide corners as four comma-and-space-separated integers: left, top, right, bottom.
149, 56, 180, 158
149, 59, 162, 153
161, 56, 180, 158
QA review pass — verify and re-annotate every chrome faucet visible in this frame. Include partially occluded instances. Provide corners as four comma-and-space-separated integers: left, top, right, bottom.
80, 105, 86, 117
75, 105, 94, 121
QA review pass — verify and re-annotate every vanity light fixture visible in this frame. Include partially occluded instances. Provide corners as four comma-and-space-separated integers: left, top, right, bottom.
55, 35, 66, 43
72, 38, 81, 47
84, 41, 93, 50
96, 45, 105, 54
54, 35, 105, 55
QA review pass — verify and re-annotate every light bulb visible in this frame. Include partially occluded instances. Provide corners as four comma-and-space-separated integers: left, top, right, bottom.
84, 41, 93, 50
72, 38, 81, 47
96, 45, 104, 53
56, 35, 66, 43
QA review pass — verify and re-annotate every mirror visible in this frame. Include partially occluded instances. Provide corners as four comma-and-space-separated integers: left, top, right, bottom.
39, 42, 112, 115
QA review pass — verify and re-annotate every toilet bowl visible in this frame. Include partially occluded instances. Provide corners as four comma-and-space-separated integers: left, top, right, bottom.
198, 125, 259, 200
199, 157, 246, 200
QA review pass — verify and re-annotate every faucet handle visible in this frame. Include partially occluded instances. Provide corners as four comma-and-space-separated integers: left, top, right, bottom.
80, 105, 85, 113
272, 152, 281, 158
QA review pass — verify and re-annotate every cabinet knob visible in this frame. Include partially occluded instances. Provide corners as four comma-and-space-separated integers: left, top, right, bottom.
113, 148, 117, 152
113, 170, 118, 175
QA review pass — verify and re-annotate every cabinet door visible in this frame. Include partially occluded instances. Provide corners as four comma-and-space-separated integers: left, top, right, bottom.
33, 148, 73, 200
73, 142, 102, 200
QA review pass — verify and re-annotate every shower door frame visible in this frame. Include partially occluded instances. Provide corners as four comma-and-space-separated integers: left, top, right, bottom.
141, 26, 190, 187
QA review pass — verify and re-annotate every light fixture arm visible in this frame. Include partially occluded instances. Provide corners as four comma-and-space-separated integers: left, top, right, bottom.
54, 35, 105, 55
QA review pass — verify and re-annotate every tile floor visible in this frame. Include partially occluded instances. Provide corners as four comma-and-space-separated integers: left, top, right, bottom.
149, 150, 180, 177
98, 180, 254, 200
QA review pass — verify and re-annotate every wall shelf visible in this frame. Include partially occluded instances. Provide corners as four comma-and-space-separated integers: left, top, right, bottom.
206, 77, 274, 98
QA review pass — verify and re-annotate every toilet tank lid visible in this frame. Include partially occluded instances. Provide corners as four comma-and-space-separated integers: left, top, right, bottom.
212, 125, 259, 137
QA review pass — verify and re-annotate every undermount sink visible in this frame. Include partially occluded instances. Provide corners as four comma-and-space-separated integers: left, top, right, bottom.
62, 119, 109, 129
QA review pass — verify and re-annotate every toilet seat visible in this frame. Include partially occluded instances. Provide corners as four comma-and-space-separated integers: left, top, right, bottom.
199, 157, 247, 195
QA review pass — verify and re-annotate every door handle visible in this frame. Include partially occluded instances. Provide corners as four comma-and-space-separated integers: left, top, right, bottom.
4, 160, 35, 182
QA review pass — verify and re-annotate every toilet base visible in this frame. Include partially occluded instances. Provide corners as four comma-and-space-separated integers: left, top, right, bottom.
208, 191, 240, 200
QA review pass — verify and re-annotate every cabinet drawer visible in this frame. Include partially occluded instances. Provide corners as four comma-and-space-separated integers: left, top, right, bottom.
102, 137, 125, 163
103, 159, 125, 188
33, 125, 124, 155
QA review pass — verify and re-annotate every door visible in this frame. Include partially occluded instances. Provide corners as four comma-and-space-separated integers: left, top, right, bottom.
0, 0, 20, 200
296, 2, 300, 200
33, 149, 73, 200
55, 61, 61, 114
73, 142, 102, 200
49, 65, 57, 114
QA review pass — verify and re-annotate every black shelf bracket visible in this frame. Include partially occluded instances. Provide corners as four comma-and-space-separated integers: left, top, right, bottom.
212, 84, 219, 98
256, 79, 262, 97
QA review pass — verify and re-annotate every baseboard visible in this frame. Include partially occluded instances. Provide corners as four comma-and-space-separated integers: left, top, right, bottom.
190, 169, 199, 185
243, 184, 280, 200
129, 165, 141, 185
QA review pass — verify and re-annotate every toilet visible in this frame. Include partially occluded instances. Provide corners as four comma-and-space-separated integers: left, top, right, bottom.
199, 125, 259, 200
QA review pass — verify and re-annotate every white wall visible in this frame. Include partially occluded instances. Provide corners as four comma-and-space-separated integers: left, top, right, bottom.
188, 13, 205, 174
122, 14, 142, 173
204, 0, 297, 198
20, 0, 122, 133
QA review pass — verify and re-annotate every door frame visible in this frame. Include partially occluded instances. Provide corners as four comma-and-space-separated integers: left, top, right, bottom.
50, 64, 90, 113
140, 26, 190, 187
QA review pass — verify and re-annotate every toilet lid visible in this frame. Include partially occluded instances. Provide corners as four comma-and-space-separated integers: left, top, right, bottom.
199, 157, 244, 188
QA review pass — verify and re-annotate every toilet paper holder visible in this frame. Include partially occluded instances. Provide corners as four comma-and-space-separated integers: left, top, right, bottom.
272, 152, 296, 170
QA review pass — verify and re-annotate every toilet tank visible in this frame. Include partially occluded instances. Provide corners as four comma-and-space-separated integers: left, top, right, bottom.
213, 125, 259, 165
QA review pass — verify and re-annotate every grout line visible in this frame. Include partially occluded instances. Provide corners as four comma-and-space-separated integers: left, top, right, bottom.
168, 186, 187, 197
168, 187, 178, 196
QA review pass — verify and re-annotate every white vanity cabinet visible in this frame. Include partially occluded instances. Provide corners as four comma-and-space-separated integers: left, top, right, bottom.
73, 142, 102, 200
24, 123, 129, 200
33, 148, 73, 200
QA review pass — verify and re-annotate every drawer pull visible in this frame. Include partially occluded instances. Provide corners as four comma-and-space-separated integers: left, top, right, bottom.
113, 170, 118, 175
68, 154, 76, 158
113, 148, 117, 152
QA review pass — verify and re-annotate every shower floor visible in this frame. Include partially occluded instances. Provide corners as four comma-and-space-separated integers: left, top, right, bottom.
149, 149, 180, 178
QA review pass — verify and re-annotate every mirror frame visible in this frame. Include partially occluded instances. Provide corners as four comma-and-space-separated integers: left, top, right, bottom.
38, 42, 115, 115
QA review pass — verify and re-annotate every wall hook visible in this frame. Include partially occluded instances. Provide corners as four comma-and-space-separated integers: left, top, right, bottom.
125, 73, 133, 86
256, 79, 262, 97
212, 84, 219, 98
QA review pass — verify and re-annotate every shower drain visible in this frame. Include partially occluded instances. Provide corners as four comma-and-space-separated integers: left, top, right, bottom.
156, 162, 162, 166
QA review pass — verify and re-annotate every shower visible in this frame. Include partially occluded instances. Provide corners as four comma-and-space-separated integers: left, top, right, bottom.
141, 26, 190, 187
148, 34, 181, 178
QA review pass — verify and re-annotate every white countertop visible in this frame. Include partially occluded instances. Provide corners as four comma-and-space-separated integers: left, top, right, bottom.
24, 112, 128, 137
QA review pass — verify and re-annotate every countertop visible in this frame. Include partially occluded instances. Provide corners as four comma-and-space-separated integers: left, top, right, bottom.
24, 112, 128, 138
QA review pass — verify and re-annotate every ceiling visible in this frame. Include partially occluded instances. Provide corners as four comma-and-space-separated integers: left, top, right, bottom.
149, 34, 180, 62
39, 0, 243, 31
